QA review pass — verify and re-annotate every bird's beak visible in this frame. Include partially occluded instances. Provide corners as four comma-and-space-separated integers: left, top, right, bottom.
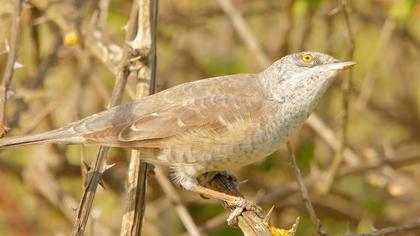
324, 61, 356, 72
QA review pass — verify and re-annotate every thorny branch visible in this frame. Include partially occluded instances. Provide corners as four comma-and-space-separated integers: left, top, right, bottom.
120, 0, 158, 235
71, 1, 144, 235
200, 172, 273, 236
0, 0, 23, 136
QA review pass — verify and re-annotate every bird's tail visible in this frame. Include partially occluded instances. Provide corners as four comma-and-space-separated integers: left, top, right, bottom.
0, 128, 85, 148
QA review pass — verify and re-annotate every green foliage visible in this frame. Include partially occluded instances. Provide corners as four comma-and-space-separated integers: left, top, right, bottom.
203, 58, 244, 76
189, 203, 225, 223
293, 0, 320, 15
362, 195, 386, 215
259, 152, 283, 172
388, 0, 417, 21
295, 216, 315, 236
296, 141, 315, 173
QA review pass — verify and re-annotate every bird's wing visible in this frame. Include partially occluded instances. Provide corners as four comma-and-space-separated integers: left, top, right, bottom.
83, 95, 266, 147
72, 73, 260, 134
0, 74, 268, 149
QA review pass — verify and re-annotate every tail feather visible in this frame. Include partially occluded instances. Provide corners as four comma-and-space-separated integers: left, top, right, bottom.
0, 128, 85, 148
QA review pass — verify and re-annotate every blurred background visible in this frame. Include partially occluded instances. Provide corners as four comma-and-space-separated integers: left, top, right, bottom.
0, 0, 419, 235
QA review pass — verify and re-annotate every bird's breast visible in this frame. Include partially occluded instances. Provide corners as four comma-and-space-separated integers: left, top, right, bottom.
153, 105, 310, 176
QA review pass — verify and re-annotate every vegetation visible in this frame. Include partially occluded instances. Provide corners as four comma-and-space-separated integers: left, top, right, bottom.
0, 0, 419, 235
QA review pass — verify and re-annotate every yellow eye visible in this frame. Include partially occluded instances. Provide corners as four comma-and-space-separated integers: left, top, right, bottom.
302, 54, 313, 62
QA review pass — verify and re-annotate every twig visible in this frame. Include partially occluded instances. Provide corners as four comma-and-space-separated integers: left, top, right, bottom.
308, 112, 413, 197
180, 213, 228, 236
356, 19, 395, 108
312, 194, 364, 224
22, 153, 115, 236
366, 98, 420, 142
340, 153, 420, 177
28, 7, 41, 68
347, 221, 420, 236
351, 8, 419, 52
262, 145, 420, 204
306, 114, 360, 166
298, 6, 315, 50
216, 0, 271, 67
201, 173, 299, 235
29, 0, 123, 74
279, 0, 294, 55
120, 0, 158, 235
155, 167, 200, 236
21, 102, 57, 134
72, 147, 112, 235
319, 0, 356, 193
121, 151, 145, 236
0, 0, 23, 135
286, 142, 328, 236
201, 172, 272, 236
30, 36, 62, 89
28, 0, 79, 35
10, 34, 61, 129
71, 0, 143, 235
97, 0, 110, 30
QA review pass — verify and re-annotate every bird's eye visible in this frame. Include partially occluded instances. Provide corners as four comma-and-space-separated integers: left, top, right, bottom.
302, 54, 313, 62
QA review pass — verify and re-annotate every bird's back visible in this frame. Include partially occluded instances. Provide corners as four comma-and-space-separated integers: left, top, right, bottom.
78, 73, 263, 135
0, 73, 269, 148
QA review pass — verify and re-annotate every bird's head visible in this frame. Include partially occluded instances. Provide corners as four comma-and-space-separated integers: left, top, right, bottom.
259, 51, 355, 109
273, 51, 355, 80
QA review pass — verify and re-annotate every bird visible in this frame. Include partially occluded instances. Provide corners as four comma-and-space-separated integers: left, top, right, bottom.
0, 51, 355, 221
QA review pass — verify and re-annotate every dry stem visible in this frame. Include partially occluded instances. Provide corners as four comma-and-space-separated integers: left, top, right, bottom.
287, 142, 328, 236
0, 0, 23, 135
120, 0, 158, 235
320, 0, 356, 193
71, 0, 141, 234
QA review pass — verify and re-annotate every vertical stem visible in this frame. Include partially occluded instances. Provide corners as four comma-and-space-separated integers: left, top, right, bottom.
120, 0, 158, 235
71, 0, 150, 235
0, 0, 23, 135
320, 0, 355, 193
287, 142, 328, 236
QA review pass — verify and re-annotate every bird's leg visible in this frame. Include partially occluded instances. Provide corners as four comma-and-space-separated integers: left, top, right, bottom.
179, 173, 260, 224
189, 184, 260, 223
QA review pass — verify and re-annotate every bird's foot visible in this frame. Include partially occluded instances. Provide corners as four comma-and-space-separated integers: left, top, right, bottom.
226, 197, 262, 225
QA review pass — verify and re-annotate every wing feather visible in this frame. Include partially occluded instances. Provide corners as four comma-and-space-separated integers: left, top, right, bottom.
84, 95, 264, 147
81, 73, 268, 147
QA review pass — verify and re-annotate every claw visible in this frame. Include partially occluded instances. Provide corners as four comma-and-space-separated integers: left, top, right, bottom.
227, 206, 244, 225
226, 197, 262, 225
233, 197, 247, 207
